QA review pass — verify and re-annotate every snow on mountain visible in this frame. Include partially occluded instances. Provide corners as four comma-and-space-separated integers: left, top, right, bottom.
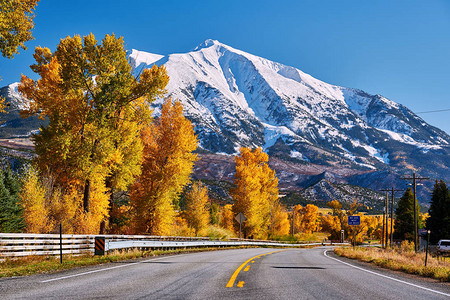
129, 39, 450, 175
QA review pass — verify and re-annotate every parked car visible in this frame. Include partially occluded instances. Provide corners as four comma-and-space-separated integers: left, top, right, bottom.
437, 239, 450, 254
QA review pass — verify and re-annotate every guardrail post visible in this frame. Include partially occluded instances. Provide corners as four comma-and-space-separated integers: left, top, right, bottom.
95, 236, 105, 256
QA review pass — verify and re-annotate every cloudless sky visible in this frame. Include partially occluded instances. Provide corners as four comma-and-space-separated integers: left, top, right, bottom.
1, 0, 450, 134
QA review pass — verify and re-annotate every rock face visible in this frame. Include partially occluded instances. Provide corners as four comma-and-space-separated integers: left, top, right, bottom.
1, 39, 449, 205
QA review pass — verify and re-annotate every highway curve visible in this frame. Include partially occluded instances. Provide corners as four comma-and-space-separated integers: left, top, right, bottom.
1, 247, 449, 299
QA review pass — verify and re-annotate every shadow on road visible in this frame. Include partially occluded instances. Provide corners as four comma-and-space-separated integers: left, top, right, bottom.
271, 266, 325, 270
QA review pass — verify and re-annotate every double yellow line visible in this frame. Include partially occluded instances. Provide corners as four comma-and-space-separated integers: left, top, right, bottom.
226, 250, 287, 288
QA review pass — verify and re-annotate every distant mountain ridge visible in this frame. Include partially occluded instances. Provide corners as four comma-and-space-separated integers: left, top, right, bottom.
1, 39, 449, 205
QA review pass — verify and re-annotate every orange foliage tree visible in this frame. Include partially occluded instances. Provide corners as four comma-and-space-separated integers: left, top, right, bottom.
293, 204, 320, 234
221, 204, 234, 232
18, 33, 168, 233
130, 99, 198, 235
270, 203, 290, 237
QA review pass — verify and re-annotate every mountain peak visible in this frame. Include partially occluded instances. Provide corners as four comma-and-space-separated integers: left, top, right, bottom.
194, 39, 221, 51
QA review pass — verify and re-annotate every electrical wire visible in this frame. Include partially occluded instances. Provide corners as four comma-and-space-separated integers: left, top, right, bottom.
416, 108, 450, 114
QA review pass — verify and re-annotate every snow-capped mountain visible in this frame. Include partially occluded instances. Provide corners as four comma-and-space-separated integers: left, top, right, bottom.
129, 39, 449, 177
1, 39, 448, 205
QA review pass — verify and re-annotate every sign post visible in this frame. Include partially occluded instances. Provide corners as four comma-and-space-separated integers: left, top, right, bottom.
235, 213, 246, 240
348, 216, 360, 250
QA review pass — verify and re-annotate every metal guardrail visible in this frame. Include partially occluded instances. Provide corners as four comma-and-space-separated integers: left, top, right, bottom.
104, 240, 336, 251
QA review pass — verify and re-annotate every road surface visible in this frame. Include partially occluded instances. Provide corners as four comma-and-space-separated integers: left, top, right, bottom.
1, 247, 449, 299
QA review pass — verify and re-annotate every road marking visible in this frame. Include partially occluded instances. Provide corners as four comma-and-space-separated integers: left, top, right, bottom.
41, 254, 189, 283
237, 281, 245, 287
226, 250, 287, 288
244, 265, 250, 272
251, 260, 255, 263
323, 250, 450, 297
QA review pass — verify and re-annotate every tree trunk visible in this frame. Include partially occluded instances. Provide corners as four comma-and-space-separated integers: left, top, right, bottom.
83, 179, 91, 212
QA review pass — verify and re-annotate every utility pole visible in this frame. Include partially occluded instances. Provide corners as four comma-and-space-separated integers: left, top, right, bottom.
381, 187, 402, 248
291, 208, 296, 237
379, 190, 389, 248
385, 191, 389, 248
401, 173, 429, 252
390, 187, 401, 246
382, 203, 386, 248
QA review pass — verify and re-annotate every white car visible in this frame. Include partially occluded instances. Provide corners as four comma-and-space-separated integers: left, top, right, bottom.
437, 239, 450, 253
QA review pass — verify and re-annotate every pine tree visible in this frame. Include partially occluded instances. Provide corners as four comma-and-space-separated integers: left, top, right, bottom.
394, 188, 420, 241
0, 168, 24, 232
426, 180, 450, 244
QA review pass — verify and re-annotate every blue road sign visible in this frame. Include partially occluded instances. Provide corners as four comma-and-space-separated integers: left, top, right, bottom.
348, 215, 360, 226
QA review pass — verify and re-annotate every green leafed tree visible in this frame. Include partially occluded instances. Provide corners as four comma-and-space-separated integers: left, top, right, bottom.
0, 168, 24, 232
426, 180, 450, 244
394, 188, 421, 241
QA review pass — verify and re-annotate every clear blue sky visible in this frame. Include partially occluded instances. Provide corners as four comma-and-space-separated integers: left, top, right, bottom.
1, 0, 450, 134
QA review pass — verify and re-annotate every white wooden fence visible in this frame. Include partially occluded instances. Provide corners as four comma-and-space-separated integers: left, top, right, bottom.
0, 233, 341, 258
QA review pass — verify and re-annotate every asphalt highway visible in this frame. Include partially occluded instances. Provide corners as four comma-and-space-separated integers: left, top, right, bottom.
1, 247, 449, 299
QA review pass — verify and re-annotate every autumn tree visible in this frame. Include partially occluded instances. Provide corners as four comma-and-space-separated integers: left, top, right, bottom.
185, 181, 210, 236
221, 204, 234, 232
426, 180, 450, 243
0, 0, 39, 59
19, 33, 168, 233
292, 204, 320, 234
394, 188, 420, 241
270, 203, 290, 237
19, 166, 53, 233
130, 99, 198, 235
231, 147, 279, 239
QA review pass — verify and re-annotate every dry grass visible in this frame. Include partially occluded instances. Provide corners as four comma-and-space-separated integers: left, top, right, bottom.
335, 242, 450, 282
0, 246, 249, 278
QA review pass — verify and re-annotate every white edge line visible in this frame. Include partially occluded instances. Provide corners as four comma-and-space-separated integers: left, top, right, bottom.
41, 254, 188, 283
323, 250, 450, 297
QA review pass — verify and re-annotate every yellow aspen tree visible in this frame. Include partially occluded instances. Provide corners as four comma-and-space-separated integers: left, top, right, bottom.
130, 99, 198, 235
0, 0, 39, 58
19, 34, 168, 233
19, 166, 53, 233
320, 214, 341, 239
221, 204, 234, 232
185, 181, 210, 236
231, 147, 279, 239
271, 203, 290, 237
298, 204, 320, 234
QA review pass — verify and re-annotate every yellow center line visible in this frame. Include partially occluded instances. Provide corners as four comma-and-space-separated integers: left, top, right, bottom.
225, 250, 287, 288
244, 265, 250, 272
237, 281, 245, 287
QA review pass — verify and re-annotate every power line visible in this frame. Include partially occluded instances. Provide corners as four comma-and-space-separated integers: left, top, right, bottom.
416, 108, 450, 114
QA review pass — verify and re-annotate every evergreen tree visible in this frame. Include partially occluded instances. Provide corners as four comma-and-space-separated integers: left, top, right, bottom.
394, 188, 420, 241
0, 168, 24, 232
426, 180, 450, 244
